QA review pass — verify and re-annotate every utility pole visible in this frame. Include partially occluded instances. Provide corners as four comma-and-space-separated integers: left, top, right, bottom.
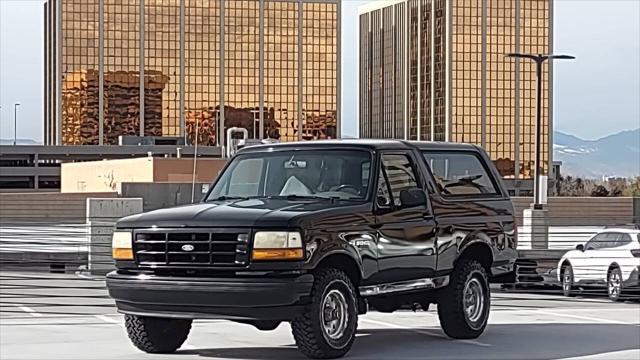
14, 103, 21, 146
506, 53, 574, 209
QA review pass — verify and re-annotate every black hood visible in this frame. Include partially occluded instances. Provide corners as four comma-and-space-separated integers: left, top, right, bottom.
116, 198, 371, 229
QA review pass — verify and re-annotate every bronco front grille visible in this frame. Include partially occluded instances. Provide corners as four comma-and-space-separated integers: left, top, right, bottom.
133, 229, 250, 267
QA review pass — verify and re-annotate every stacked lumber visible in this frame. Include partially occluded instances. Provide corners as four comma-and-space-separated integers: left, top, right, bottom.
185, 105, 282, 145
300, 110, 337, 140
493, 158, 516, 178
61, 70, 169, 145
61, 70, 100, 145
186, 107, 217, 146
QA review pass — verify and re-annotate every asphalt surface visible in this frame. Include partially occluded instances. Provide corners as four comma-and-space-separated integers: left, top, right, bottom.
1, 270, 639, 360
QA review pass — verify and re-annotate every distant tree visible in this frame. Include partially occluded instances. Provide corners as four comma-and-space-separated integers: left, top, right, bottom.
591, 185, 610, 197
574, 177, 587, 196
623, 177, 640, 197
609, 186, 624, 197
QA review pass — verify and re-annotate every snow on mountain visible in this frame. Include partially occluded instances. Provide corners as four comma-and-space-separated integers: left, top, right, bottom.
553, 129, 640, 178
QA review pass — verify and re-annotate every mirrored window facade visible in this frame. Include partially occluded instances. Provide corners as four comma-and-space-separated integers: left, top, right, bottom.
45, 0, 340, 146
359, 0, 552, 180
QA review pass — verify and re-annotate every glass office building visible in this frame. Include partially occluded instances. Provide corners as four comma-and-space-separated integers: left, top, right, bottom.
44, 0, 340, 146
359, 0, 552, 180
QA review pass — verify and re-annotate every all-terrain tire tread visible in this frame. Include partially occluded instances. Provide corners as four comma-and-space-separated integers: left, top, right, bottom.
437, 259, 489, 339
291, 268, 358, 359
124, 315, 191, 354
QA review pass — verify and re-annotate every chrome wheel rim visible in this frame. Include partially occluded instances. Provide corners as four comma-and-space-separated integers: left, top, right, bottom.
463, 278, 485, 324
608, 271, 621, 298
563, 269, 572, 293
321, 289, 349, 341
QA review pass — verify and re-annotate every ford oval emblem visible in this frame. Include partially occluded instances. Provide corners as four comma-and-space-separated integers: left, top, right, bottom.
181, 244, 195, 252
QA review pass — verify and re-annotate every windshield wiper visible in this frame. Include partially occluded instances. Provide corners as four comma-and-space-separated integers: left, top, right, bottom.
267, 194, 341, 202
207, 195, 249, 201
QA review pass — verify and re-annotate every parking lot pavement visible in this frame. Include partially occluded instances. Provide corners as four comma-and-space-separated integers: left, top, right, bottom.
1, 270, 639, 360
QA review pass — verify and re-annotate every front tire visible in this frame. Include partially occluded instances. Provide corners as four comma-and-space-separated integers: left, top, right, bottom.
291, 268, 358, 359
437, 259, 490, 339
124, 315, 192, 354
562, 264, 576, 297
608, 267, 624, 302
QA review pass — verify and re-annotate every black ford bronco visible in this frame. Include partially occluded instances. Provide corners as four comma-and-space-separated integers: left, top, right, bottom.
107, 140, 517, 359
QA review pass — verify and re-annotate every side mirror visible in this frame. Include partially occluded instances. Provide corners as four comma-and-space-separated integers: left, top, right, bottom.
376, 195, 392, 207
575, 244, 584, 251
399, 188, 427, 208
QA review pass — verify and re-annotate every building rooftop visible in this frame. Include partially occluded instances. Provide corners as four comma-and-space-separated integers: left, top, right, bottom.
0, 145, 222, 161
358, 0, 406, 15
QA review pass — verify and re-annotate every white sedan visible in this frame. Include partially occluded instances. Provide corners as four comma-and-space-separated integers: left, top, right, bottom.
558, 228, 640, 301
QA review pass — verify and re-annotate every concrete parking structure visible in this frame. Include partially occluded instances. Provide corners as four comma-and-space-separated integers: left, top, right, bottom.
1, 270, 638, 360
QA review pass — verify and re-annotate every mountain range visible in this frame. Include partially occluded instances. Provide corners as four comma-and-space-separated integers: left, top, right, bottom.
0, 138, 40, 146
553, 129, 640, 179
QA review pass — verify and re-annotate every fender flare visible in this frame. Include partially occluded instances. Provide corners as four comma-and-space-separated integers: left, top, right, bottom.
458, 231, 495, 260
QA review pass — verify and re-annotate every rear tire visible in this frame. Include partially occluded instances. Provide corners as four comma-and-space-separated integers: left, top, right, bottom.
124, 315, 192, 354
291, 268, 358, 359
437, 259, 490, 339
562, 264, 576, 297
607, 267, 624, 302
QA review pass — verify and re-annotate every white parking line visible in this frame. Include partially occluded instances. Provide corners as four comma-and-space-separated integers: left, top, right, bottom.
519, 309, 640, 326
361, 318, 491, 347
362, 318, 446, 338
94, 315, 123, 326
12, 304, 43, 317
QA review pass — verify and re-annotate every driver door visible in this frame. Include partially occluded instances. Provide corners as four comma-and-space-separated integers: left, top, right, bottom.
373, 152, 438, 284
572, 233, 606, 282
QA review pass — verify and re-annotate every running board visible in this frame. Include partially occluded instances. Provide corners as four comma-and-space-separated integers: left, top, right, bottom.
359, 275, 450, 297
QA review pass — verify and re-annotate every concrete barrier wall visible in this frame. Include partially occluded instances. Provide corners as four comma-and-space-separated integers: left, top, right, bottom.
512, 197, 636, 226
120, 182, 210, 211
86, 198, 143, 274
0, 192, 117, 223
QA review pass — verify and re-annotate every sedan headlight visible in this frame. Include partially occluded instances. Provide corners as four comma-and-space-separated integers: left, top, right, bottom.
252, 231, 303, 261
112, 231, 133, 260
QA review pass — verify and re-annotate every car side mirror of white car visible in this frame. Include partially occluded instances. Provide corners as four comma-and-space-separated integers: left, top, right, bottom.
575, 244, 584, 251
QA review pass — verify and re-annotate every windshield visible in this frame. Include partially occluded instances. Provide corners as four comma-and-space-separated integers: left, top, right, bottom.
207, 150, 373, 201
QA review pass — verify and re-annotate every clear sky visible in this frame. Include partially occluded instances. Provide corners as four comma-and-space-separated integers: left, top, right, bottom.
1, 0, 638, 143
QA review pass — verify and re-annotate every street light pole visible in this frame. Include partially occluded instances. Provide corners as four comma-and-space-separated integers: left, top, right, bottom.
13, 103, 21, 146
506, 53, 574, 209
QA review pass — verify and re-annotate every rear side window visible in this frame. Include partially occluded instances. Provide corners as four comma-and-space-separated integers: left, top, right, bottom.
602, 233, 621, 249
423, 151, 499, 197
617, 233, 633, 247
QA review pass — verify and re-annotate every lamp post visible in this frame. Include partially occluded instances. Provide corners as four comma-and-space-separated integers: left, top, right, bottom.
13, 103, 21, 146
506, 53, 575, 209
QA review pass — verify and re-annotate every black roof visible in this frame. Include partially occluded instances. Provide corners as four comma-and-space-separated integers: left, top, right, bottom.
238, 139, 480, 153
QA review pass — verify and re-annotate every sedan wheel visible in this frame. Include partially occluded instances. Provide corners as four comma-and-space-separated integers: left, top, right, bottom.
562, 264, 576, 297
608, 268, 624, 302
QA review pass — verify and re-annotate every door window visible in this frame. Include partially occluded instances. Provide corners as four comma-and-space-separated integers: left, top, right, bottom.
585, 233, 610, 250
376, 168, 393, 207
381, 154, 420, 207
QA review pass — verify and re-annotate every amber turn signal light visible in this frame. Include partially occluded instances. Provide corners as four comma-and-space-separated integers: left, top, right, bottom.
251, 248, 304, 261
112, 248, 133, 260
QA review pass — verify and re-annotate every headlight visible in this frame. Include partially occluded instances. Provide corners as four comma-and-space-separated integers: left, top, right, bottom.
252, 231, 303, 261
112, 231, 133, 260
